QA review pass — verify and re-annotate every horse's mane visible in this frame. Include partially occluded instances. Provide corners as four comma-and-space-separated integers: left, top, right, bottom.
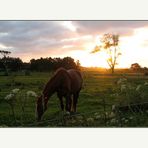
53, 67, 67, 76
42, 68, 69, 96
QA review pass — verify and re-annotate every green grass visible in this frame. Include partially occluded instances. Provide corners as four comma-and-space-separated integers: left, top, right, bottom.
0, 70, 148, 127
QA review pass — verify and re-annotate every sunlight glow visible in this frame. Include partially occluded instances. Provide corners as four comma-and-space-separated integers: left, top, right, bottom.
69, 27, 148, 68
62, 21, 77, 32
61, 35, 92, 42
71, 50, 109, 68
62, 45, 74, 48
20, 25, 148, 68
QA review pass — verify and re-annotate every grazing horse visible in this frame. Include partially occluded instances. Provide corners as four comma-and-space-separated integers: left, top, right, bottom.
36, 67, 83, 121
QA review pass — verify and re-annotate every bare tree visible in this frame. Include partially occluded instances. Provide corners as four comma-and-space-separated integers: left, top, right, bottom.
91, 33, 121, 74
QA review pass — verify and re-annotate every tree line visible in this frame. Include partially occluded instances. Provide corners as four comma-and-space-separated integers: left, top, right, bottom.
0, 54, 81, 73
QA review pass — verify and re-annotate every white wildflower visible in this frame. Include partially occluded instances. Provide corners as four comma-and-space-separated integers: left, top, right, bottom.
94, 112, 101, 120
87, 117, 94, 123
136, 85, 142, 91
27, 91, 37, 97
0, 125, 8, 127
112, 105, 116, 111
110, 93, 118, 97
109, 112, 116, 118
79, 120, 83, 124
94, 112, 99, 116
144, 82, 148, 86
117, 79, 122, 85
128, 84, 134, 90
71, 119, 76, 124
129, 116, 133, 120
95, 115, 101, 120
105, 112, 109, 116
121, 118, 125, 121
5, 93, 15, 100
117, 78, 127, 85
110, 118, 116, 124
12, 88, 20, 94
76, 116, 83, 120
65, 111, 70, 115
121, 84, 126, 92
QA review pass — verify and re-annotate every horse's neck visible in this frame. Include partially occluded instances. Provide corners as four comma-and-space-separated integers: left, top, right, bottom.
43, 71, 64, 97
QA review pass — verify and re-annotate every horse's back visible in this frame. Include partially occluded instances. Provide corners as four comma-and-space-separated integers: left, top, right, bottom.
67, 69, 83, 93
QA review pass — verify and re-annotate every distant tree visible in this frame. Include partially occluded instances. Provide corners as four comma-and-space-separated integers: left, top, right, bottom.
143, 67, 148, 76
62, 57, 77, 69
143, 67, 148, 71
30, 57, 79, 72
130, 63, 141, 71
0, 49, 11, 75
53, 57, 63, 70
91, 33, 121, 74
22, 62, 31, 70
30, 58, 53, 72
0, 57, 23, 71
0, 50, 11, 58
76, 60, 81, 70
0, 60, 5, 71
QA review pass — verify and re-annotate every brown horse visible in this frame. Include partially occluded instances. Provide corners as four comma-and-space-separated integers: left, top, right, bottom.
36, 67, 83, 121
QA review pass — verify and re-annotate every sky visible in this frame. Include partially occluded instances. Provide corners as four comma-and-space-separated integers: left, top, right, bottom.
0, 20, 148, 68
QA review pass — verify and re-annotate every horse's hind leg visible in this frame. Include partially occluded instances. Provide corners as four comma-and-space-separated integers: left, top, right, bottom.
65, 94, 72, 112
59, 97, 64, 111
70, 97, 74, 112
73, 91, 79, 112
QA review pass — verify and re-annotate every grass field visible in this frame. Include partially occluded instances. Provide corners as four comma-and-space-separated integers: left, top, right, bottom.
0, 70, 148, 127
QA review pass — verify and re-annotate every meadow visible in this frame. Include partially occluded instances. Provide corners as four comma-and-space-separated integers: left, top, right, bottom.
0, 69, 148, 127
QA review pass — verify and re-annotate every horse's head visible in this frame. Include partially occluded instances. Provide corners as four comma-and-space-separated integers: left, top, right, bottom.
36, 95, 48, 121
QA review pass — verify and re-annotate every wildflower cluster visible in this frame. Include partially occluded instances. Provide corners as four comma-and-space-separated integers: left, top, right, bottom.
5, 89, 37, 102
4, 88, 38, 123
5, 93, 15, 101
26, 91, 37, 97
5, 88, 20, 102
117, 78, 127, 85
112, 78, 148, 107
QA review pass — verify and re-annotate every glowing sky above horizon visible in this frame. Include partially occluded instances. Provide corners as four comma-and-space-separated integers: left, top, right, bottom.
0, 21, 148, 68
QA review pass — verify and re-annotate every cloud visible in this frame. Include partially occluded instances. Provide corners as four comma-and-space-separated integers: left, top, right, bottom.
73, 21, 148, 36
0, 21, 148, 62
0, 21, 76, 53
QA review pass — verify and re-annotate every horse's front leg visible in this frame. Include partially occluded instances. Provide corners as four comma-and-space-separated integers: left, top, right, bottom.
59, 97, 64, 111
57, 93, 64, 111
44, 97, 49, 112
